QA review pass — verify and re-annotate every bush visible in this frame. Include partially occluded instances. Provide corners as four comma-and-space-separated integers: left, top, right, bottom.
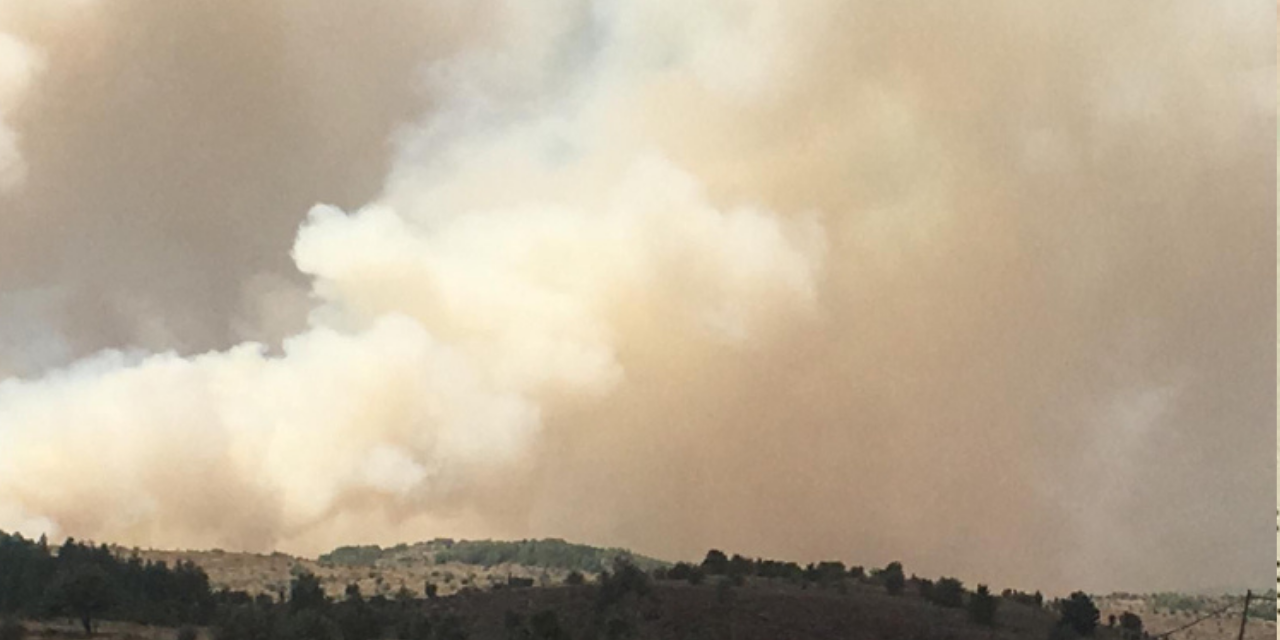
969, 585, 998, 626
1058, 592, 1100, 636
565, 571, 585, 586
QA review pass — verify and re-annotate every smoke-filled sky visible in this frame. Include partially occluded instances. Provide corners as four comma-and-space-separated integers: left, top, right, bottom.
0, 1, 1273, 595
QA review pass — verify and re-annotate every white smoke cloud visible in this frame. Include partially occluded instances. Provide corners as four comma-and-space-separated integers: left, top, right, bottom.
0, 119, 823, 550
0, 0, 1270, 594
0, 31, 40, 191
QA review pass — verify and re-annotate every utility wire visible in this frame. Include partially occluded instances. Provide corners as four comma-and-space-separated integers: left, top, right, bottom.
1146, 601, 1239, 639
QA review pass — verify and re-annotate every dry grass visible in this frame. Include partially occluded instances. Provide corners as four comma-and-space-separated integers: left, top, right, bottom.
1095, 596, 1275, 640
126, 547, 574, 600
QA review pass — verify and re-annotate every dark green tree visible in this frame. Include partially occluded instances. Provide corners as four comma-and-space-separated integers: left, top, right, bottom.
932, 577, 965, 608
1119, 612, 1143, 640
287, 571, 327, 614
878, 562, 906, 596
1058, 592, 1100, 636
48, 563, 114, 636
701, 550, 729, 575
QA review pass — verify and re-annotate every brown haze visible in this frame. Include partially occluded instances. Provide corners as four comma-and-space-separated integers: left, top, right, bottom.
0, 1, 1273, 596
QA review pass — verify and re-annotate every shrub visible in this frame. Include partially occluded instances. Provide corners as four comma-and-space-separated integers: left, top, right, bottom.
969, 584, 998, 626
565, 571, 585, 586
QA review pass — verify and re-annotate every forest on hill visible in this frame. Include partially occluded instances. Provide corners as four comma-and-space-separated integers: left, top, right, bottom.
0, 530, 1274, 640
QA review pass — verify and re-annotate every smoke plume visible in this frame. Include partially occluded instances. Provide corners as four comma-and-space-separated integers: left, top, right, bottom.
0, 0, 1273, 594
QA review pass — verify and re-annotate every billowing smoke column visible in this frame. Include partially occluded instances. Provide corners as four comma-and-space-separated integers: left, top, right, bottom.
0, 0, 1273, 594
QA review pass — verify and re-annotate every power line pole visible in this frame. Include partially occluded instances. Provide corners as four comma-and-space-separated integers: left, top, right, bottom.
1235, 590, 1251, 640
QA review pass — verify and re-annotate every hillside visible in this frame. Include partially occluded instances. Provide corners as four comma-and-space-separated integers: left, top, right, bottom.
6, 536, 1270, 640
1094, 592, 1276, 640
121, 538, 665, 600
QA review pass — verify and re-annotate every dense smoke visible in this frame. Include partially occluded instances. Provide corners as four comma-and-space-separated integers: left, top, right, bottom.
0, 0, 1273, 595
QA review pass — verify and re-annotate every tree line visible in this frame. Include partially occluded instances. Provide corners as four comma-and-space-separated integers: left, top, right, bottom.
0, 530, 469, 640
0, 530, 1118, 640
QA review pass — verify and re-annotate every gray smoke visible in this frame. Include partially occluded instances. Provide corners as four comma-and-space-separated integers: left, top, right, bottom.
0, 0, 1272, 595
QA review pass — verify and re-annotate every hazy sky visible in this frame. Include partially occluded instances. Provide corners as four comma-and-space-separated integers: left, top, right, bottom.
0, 1, 1273, 595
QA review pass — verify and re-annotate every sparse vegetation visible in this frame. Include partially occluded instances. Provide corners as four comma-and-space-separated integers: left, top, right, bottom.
431, 539, 663, 574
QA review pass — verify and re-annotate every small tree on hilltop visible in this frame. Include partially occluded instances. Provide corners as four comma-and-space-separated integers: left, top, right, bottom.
1058, 592, 1100, 636
969, 584, 998, 626
933, 577, 965, 608
702, 550, 729, 575
877, 562, 906, 596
